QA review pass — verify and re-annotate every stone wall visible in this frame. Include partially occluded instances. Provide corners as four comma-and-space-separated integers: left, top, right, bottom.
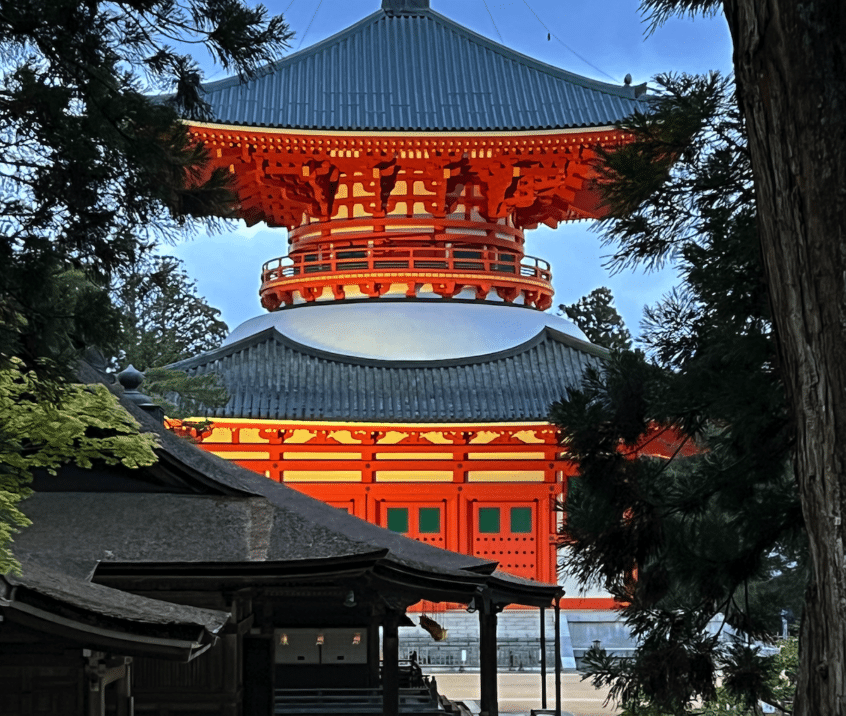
398, 609, 635, 671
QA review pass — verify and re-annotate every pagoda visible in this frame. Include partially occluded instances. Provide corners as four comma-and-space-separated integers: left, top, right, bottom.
172, 0, 653, 667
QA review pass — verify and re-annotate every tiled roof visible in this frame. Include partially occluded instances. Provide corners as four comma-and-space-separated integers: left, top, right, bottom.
171, 325, 606, 422
197, 5, 646, 131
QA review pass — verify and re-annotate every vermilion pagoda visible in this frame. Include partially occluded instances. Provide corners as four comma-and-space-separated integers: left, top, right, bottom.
172, 0, 655, 667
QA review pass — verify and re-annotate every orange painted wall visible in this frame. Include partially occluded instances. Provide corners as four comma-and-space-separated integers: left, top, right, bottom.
172, 418, 689, 612
183, 420, 571, 587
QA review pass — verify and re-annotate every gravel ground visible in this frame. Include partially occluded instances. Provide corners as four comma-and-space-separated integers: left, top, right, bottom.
428, 672, 620, 716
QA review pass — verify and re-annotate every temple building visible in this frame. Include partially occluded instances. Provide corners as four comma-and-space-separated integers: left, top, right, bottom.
171, 0, 652, 666
4, 365, 560, 716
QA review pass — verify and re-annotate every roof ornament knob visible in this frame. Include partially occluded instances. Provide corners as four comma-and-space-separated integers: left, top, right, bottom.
117, 364, 165, 422
117, 364, 145, 393
624, 73, 632, 86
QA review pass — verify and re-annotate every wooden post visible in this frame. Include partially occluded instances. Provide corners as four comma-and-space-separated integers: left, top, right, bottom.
221, 633, 240, 716
540, 606, 547, 709
88, 684, 105, 716
478, 596, 499, 716
243, 636, 273, 716
382, 611, 400, 716
115, 661, 131, 716
554, 598, 562, 716
367, 616, 381, 687
85, 652, 105, 716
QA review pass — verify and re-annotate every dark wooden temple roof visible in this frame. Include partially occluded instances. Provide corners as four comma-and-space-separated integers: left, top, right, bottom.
170, 325, 606, 423
5, 562, 226, 633
196, 1, 646, 131
1, 561, 227, 660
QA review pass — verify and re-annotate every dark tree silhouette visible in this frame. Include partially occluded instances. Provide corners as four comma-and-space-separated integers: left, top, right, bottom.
559, 287, 632, 351
550, 74, 805, 714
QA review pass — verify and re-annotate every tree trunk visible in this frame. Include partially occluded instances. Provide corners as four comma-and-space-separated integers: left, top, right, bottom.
721, 1, 846, 714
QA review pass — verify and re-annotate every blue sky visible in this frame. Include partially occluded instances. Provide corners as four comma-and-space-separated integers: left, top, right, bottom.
166, 0, 734, 338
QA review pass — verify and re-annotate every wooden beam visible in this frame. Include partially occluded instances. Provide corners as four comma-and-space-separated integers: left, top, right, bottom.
540, 606, 547, 709
382, 611, 400, 716
554, 599, 562, 716
478, 596, 499, 716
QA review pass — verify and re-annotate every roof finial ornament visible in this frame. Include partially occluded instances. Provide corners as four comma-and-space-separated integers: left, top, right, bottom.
117, 364, 145, 393
624, 73, 632, 86
117, 364, 165, 422
382, 0, 430, 14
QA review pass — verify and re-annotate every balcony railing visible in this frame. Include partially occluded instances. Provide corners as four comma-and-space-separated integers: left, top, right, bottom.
261, 247, 551, 285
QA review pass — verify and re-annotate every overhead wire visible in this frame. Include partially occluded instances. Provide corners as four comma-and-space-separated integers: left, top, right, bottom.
481, 0, 504, 43
520, 0, 619, 83
297, 0, 325, 50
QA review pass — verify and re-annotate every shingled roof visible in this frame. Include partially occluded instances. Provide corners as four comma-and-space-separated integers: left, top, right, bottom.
171, 323, 606, 423
197, 1, 646, 131
4, 561, 228, 634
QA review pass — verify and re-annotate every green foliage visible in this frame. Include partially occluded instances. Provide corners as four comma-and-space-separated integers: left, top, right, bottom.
111, 253, 230, 418
0, 0, 291, 375
0, 0, 286, 568
614, 638, 798, 715
2, 266, 123, 374
559, 286, 632, 350
142, 367, 228, 420
638, 0, 722, 36
0, 357, 158, 573
550, 74, 805, 714
114, 254, 229, 369
768, 636, 798, 710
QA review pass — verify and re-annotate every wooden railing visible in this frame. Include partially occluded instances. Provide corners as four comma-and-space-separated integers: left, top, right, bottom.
261, 247, 551, 284
273, 685, 441, 715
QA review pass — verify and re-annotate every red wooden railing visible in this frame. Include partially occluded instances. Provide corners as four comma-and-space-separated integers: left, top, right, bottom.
261, 246, 551, 284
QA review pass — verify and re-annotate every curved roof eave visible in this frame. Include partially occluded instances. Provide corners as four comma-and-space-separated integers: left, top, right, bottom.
166, 323, 606, 424
1, 565, 226, 661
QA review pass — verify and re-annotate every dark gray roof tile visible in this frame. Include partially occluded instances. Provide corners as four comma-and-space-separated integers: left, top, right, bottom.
171, 325, 604, 423
197, 8, 645, 131
17, 386, 498, 579
6, 561, 229, 634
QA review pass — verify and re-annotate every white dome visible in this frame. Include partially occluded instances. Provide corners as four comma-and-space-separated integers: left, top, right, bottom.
223, 301, 591, 361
